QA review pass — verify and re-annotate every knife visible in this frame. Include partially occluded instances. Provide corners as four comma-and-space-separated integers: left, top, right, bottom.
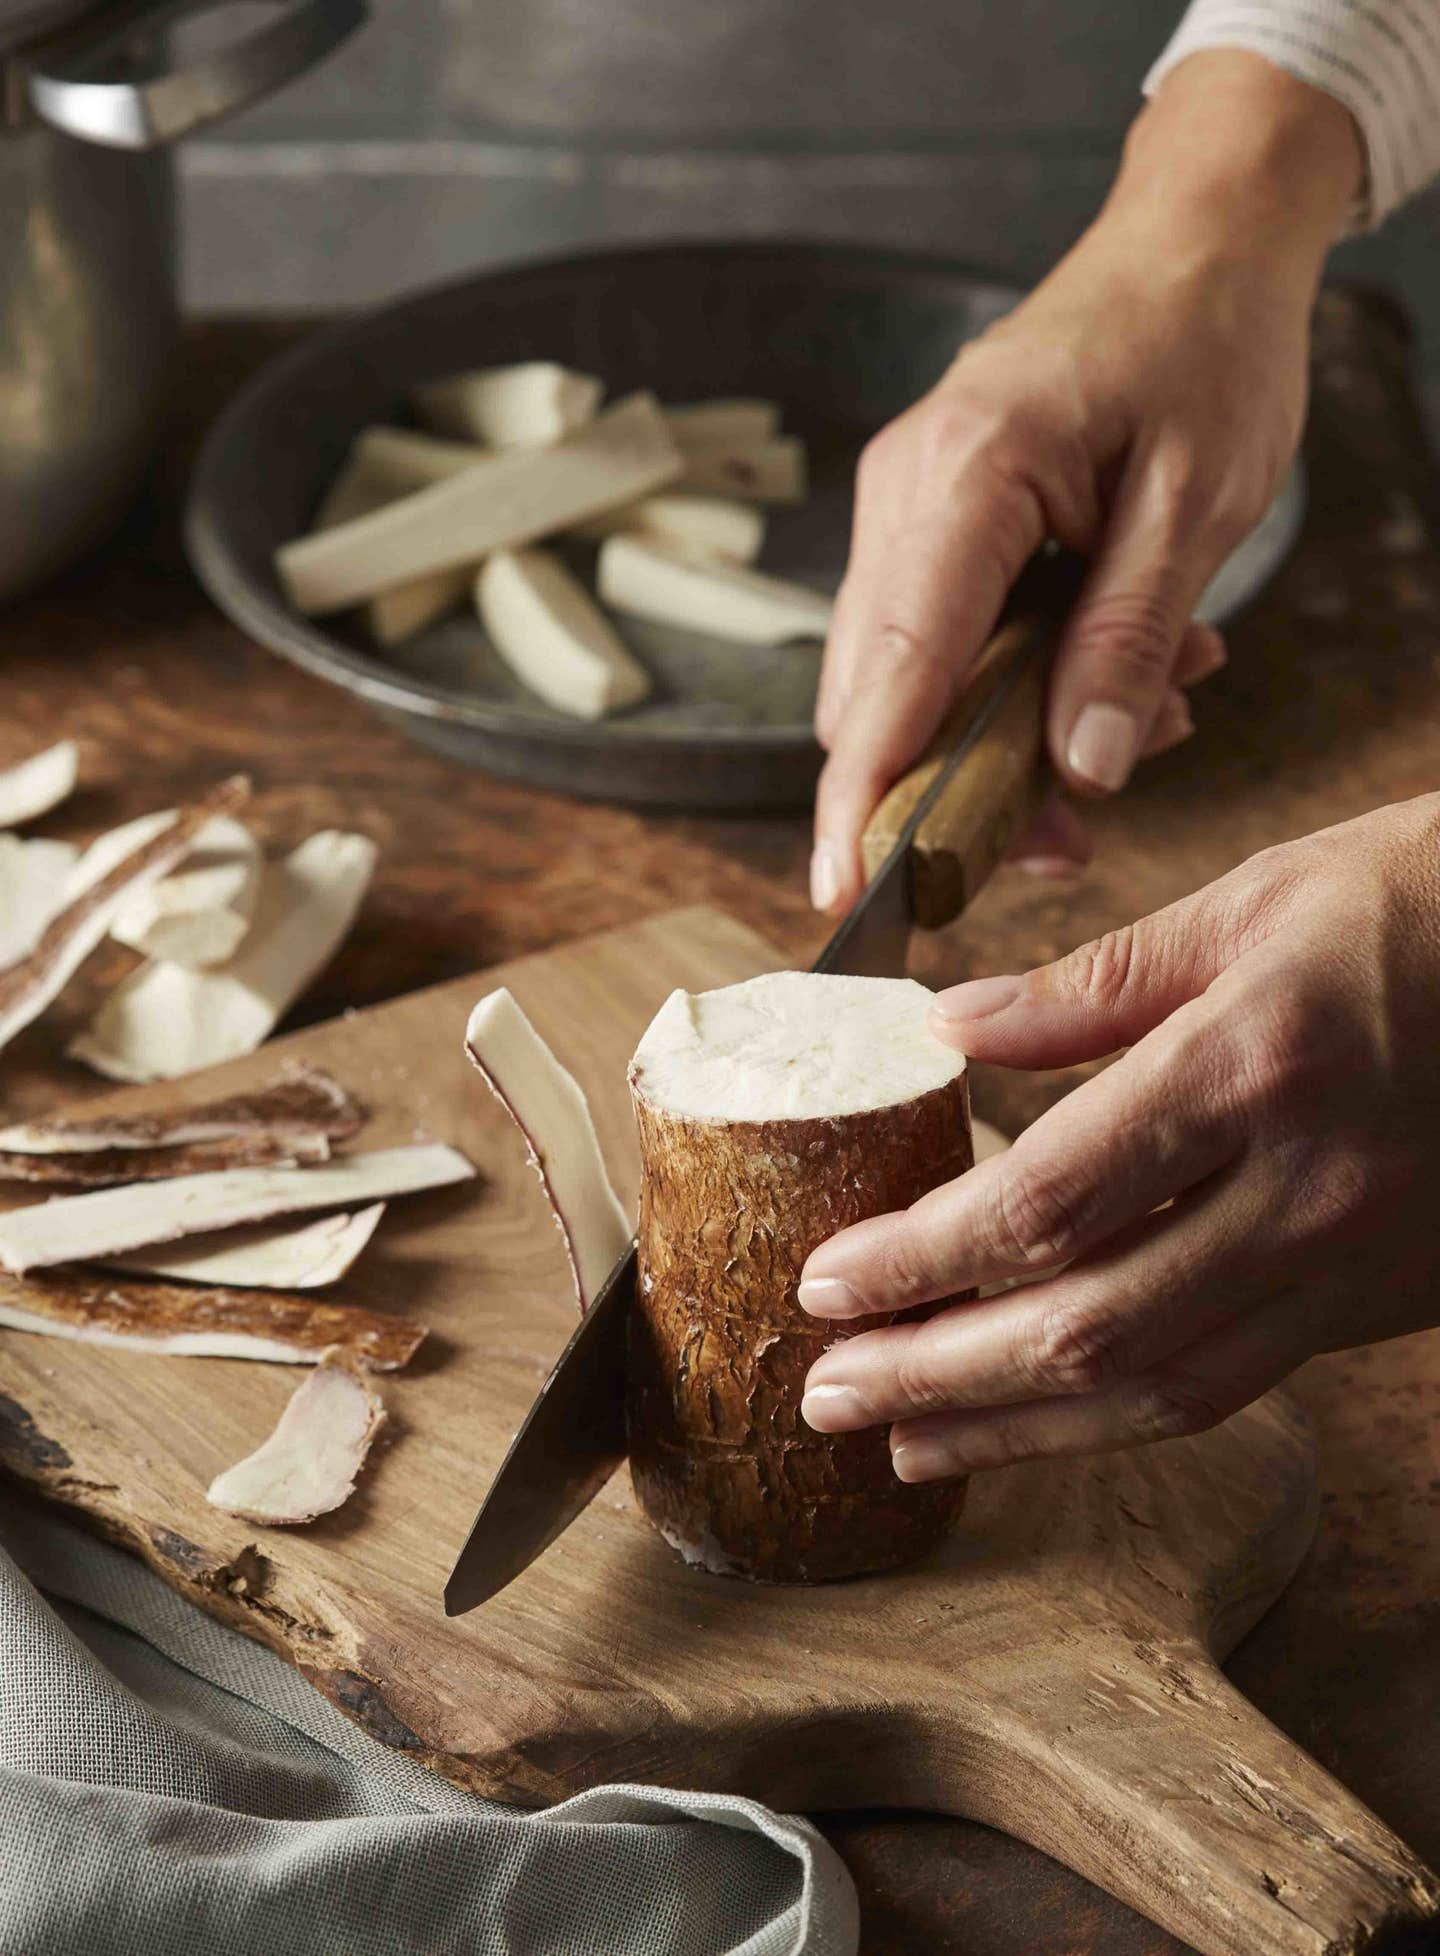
444, 549, 1084, 1616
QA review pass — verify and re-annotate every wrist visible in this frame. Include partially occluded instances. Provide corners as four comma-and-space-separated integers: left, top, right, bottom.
1110, 50, 1362, 283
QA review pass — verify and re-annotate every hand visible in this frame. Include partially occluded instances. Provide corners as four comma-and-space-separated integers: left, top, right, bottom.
810, 50, 1361, 913
798, 797, 1440, 1478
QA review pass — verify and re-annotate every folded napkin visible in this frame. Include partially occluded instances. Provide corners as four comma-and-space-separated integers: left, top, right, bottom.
0, 1500, 857, 1956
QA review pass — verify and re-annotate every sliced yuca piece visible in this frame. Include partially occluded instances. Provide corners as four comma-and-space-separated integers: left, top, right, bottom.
0, 1142, 474, 1274
466, 987, 632, 1312
104, 1203, 386, 1290
598, 535, 832, 645
476, 549, 651, 720
627, 970, 973, 1583
0, 1267, 424, 1369
110, 814, 261, 970
0, 740, 79, 829
349, 424, 488, 488
678, 436, 806, 503
0, 779, 248, 1058
70, 830, 376, 1083
664, 400, 782, 448
207, 1351, 386, 1523
315, 442, 480, 647
413, 362, 603, 448
276, 394, 681, 616
0, 837, 78, 968
570, 493, 764, 566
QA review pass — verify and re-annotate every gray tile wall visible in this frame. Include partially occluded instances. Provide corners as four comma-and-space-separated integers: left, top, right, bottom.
179, 0, 1440, 420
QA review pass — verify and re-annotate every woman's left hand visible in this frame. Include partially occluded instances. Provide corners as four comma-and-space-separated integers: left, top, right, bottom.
797, 796, 1440, 1479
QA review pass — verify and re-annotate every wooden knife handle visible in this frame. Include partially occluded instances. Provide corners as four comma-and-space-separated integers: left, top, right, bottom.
859, 552, 1084, 931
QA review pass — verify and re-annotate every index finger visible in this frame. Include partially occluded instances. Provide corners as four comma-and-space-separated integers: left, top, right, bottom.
796, 992, 1243, 1315
811, 470, 1047, 915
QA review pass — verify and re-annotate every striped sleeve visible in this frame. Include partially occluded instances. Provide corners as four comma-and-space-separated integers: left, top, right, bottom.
1144, 1, 1440, 228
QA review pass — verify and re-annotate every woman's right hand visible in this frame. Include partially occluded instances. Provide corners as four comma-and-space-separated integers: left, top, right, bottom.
810, 49, 1361, 914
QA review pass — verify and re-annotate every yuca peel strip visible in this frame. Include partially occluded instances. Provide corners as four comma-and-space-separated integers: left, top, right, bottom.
0, 1142, 474, 1275
0, 1268, 423, 1369
0, 778, 249, 1056
0, 837, 78, 968
69, 831, 376, 1084
110, 815, 261, 970
105, 1203, 386, 1290
277, 394, 681, 615
465, 988, 631, 1312
206, 1350, 387, 1524
0, 741, 79, 829
0, 1064, 364, 1155
0, 1135, 330, 1187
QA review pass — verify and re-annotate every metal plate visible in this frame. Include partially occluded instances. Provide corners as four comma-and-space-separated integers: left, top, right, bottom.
185, 241, 1305, 812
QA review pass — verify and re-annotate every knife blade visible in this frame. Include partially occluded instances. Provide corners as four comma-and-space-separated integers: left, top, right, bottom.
444, 550, 1082, 1615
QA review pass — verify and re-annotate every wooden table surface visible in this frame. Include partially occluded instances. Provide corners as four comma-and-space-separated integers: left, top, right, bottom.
2, 288, 1438, 1955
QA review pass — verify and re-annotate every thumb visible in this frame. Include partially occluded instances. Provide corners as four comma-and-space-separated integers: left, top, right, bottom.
930, 859, 1289, 1068
1048, 447, 1234, 797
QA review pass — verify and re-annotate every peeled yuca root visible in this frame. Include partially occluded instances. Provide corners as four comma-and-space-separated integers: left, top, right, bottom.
476, 549, 651, 719
598, 534, 832, 645
627, 971, 973, 1583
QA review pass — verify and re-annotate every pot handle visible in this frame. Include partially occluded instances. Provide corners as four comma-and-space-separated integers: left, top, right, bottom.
25, 0, 366, 150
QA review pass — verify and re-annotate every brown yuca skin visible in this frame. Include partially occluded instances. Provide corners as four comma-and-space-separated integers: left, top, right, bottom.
0, 1268, 425, 1370
627, 1068, 974, 1582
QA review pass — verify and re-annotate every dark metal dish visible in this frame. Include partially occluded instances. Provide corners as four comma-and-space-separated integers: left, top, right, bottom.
185, 242, 1303, 811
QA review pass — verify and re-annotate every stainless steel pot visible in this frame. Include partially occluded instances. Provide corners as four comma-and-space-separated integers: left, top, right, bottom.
0, 0, 364, 602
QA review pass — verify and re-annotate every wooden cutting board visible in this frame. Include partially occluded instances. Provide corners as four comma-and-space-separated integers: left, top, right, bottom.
0, 905, 1435, 1956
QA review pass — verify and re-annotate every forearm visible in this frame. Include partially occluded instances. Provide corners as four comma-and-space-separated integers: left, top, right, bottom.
1148, 1, 1440, 227
1109, 49, 1362, 286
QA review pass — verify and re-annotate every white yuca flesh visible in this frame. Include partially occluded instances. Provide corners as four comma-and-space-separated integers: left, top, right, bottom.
0, 1143, 473, 1274
0, 838, 78, 967
104, 1203, 387, 1290
570, 493, 765, 566
598, 535, 833, 645
476, 548, 651, 719
276, 394, 681, 615
314, 442, 478, 646
465, 987, 632, 1311
70, 830, 376, 1083
677, 436, 806, 503
630, 971, 965, 1122
0, 741, 79, 829
664, 400, 782, 448
110, 815, 260, 969
207, 1352, 385, 1524
413, 362, 603, 448
349, 425, 488, 487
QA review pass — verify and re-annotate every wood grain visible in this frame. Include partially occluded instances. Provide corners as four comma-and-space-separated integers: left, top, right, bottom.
0, 288, 1436, 1953
0, 907, 1434, 1956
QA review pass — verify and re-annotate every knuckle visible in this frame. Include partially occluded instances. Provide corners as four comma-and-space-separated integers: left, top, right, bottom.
985, 1164, 1089, 1271
1071, 590, 1181, 684
1235, 990, 1324, 1112
1123, 1375, 1227, 1443
1063, 924, 1137, 1011
875, 1226, 938, 1307
1023, 1297, 1127, 1396
1293, 1148, 1375, 1243
891, 1346, 957, 1418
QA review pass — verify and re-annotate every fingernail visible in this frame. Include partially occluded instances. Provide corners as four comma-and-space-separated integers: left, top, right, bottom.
801, 1383, 869, 1432
930, 974, 1021, 1024
1013, 855, 1084, 880
1067, 702, 1142, 792
809, 844, 839, 913
891, 1437, 957, 1483
797, 1276, 868, 1317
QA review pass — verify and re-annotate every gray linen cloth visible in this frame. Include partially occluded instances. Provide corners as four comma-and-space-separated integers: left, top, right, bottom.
0, 1501, 858, 1956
